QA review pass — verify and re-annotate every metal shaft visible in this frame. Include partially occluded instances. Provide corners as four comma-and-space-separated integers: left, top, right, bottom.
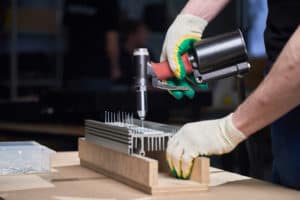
134, 48, 149, 122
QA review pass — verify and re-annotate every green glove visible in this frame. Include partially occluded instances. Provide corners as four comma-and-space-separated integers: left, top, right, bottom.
166, 76, 208, 100
160, 14, 208, 99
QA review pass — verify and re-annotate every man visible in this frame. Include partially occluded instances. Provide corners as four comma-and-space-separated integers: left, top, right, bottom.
64, 0, 121, 88
162, 0, 300, 189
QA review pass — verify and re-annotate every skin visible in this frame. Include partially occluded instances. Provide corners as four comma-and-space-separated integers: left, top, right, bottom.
182, 0, 300, 137
233, 27, 300, 136
181, 0, 231, 21
106, 31, 121, 80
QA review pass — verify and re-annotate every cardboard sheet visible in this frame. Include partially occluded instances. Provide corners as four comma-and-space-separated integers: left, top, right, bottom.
0, 174, 54, 192
210, 171, 250, 187
53, 196, 116, 200
51, 152, 80, 168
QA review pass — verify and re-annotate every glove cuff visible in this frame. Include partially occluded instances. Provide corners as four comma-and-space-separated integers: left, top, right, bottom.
174, 14, 208, 33
221, 113, 247, 147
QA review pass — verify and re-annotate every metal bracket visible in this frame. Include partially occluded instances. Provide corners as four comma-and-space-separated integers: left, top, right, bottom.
147, 63, 189, 91
151, 77, 189, 91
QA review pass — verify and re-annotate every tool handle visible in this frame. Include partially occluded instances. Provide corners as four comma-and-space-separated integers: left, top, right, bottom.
151, 54, 193, 80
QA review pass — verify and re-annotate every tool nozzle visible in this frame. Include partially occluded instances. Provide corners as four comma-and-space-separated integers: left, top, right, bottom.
134, 48, 149, 122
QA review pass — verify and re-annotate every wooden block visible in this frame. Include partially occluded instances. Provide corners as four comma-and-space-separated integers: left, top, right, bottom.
79, 138, 209, 194
191, 157, 210, 185
146, 151, 170, 173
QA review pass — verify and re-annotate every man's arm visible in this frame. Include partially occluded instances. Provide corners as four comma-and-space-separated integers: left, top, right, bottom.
106, 31, 121, 80
166, 27, 300, 179
181, 0, 230, 21
160, 0, 231, 99
233, 26, 300, 136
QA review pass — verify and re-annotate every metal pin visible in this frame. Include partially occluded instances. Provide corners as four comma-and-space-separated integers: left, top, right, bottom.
120, 112, 122, 123
140, 136, 145, 156
106, 111, 108, 123
121, 112, 124, 126
150, 137, 153, 151
151, 137, 154, 151
158, 136, 161, 151
107, 111, 109, 123
134, 136, 137, 149
107, 111, 110, 124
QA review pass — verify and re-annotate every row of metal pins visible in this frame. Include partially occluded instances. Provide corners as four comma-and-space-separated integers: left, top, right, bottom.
145, 135, 168, 152
104, 111, 177, 155
132, 135, 172, 153
104, 111, 134, 127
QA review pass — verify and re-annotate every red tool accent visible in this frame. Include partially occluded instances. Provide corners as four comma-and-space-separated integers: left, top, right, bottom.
151, 54, 193, 80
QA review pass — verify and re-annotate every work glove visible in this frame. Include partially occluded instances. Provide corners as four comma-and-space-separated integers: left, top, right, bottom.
160, 14, 208, 99
166, 113, 247, 179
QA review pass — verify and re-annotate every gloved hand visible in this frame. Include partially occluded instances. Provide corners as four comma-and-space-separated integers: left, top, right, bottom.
160, 14, 208, 99
166, 113, 246, 179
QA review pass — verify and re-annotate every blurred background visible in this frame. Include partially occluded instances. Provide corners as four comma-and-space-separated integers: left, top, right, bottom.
0, 0, 270, 182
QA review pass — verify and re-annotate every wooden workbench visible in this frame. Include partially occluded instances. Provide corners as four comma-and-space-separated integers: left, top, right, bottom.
1, 152, 299, 200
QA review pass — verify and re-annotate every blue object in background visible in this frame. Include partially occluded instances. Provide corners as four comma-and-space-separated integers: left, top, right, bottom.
247, 0, 268, 58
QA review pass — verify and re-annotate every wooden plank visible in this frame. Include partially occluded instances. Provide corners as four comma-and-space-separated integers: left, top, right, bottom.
79, 138, 158, 189
78, 138, 209, 194
51, 152, 80, 167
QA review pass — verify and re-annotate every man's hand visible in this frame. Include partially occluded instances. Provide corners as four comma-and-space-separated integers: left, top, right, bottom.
160, 14, 208, 99
166, 113, 246, 179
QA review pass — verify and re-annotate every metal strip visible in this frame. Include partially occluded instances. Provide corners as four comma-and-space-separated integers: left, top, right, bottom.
86, 133, 131, 154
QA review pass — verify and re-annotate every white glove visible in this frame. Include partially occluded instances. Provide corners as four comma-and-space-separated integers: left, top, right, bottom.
160, 14, 207, 79
166, 113, 246, 179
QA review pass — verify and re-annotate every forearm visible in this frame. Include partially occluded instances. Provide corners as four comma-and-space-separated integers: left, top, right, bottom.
233, 27, 300, 136
106, 31, 119, 68
181, 0, 231, 21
